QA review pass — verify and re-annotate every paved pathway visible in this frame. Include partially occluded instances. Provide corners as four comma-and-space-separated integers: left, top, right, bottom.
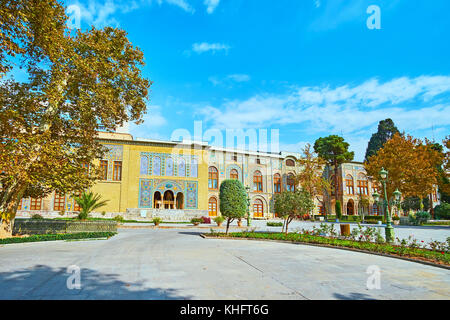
0, 228, 449, 300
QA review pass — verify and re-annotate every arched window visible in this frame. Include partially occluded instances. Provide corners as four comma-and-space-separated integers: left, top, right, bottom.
208, 197, 217, 217
230, 169, 239, 180
345, 174, 354, 195
253, 171, 263, 192
176, 193, 184, 209
166, 157, 174, 176
154, 191, 162, 209
357, 173, 368, 195
153, 156, 161, 176
286, 173, 295, 192
253, 199, 264, 217
347, 199, 355, 215
140, 155, 149, 175
163, 190, 174, 209
274, 174, 281, 193
178, 158, 186, 177
286, 159, 295, 167
209, 167, 218, 190
190, 158, 198, 178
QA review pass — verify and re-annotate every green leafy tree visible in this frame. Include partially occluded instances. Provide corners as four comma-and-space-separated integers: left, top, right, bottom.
365, 119, 399, 162
401, 197, 430, 213
219, 180, 247, 234
313, 135, 354, 207
74, 192, 109, 220
274, 190, 314, 234
0, 0, 151, 237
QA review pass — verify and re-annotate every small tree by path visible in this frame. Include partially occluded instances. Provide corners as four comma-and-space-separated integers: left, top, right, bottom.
274, 190, 314, 234
74, 192, 109, 220
219, 179, 247, 234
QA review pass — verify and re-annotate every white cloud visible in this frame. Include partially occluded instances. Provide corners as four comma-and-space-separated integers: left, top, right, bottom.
198, 75, 450, 161
66, 0, 194, 28
191, 42, 231, 54
129, 105, 168, 138
209, 74, 250, 86
204, 0, 220, 14
157, 0, 195, 13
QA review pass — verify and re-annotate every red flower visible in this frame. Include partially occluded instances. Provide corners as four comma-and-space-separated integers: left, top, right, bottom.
442, 252, 445, 255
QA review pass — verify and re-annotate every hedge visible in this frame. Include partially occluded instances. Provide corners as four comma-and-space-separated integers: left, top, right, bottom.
0, 232, 117, 244
206, 232, 450, 265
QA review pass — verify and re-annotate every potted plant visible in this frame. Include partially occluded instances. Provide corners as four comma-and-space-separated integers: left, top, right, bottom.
392, 214, 400, 225
152, 217, 162, 226
214, 216, 225, 227
191, 218, 202, 226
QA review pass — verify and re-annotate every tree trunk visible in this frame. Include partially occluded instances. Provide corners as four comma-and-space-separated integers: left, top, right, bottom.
0, 219, 14, 238
225, 218, 232, 235
282, 218, 286, 233
429, 194, 434, 219
0, 181, 28, 238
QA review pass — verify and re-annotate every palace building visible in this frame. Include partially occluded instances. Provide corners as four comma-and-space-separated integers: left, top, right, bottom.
16, 131, 441, 221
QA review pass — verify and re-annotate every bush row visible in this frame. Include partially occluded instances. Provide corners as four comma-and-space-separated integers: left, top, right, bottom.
0, 232, 117, 244
208, 232, 450, 265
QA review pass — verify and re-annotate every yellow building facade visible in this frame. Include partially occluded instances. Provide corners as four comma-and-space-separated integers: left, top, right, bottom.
15, 132, 441, 221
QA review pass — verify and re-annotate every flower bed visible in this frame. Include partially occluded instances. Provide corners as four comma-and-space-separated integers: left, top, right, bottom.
0, 232, 117, 244
205, 228, 450, 267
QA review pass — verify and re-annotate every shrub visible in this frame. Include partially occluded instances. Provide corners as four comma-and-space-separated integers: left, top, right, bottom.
31, 214, 44, 220
191, 218, 203, 225
113, 215, 124, 223
219, 179, 247, 234
434, 203, 450, 220
267, 221, 283, 227
214, 216, 225, 225
101, 211, 106, 216
152, 217, 162, 225
75, 192, 109, 220
201, 216, 211, 224
415, 211, 431, 225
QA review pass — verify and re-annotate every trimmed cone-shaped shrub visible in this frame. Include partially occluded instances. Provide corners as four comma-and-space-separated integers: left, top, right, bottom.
219, 179, 247, 234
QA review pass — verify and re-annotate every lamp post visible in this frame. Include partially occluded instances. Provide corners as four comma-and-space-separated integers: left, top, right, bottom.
372, 167, 402, 243
245, 186, 251, 227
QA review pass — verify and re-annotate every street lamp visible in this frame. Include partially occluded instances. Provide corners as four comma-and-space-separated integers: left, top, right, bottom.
372, 167, 402, 243
245, 186, 251, 227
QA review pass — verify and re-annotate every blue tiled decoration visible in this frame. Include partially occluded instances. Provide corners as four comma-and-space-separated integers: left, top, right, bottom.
139, 179, 153, 208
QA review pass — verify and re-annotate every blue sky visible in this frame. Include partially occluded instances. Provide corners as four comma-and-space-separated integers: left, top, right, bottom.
63, 0, 450, 160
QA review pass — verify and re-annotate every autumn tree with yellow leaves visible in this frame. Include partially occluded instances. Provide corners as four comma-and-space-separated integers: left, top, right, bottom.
364, 133, 443, 213
295, 144, 331, 217
0, 0, 151, 237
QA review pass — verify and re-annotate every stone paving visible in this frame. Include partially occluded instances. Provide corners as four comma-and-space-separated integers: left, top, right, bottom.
0, 228, 449, 300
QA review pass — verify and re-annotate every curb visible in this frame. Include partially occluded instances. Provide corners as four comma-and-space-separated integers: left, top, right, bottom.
201, 234, 450, 271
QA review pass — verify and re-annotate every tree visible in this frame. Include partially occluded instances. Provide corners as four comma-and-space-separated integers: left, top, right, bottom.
313, 135, 354, 209
437, 136, 450, 202
219, 179, 247, 235
365, 119, 399, 162
401, 197, 430, 213
74, 191, 109, 220
0, 1, 151, 237
365, 133, 443, 214
0, 0, 67, 77
296, 143, 331, 218
274, 190, 314, 234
